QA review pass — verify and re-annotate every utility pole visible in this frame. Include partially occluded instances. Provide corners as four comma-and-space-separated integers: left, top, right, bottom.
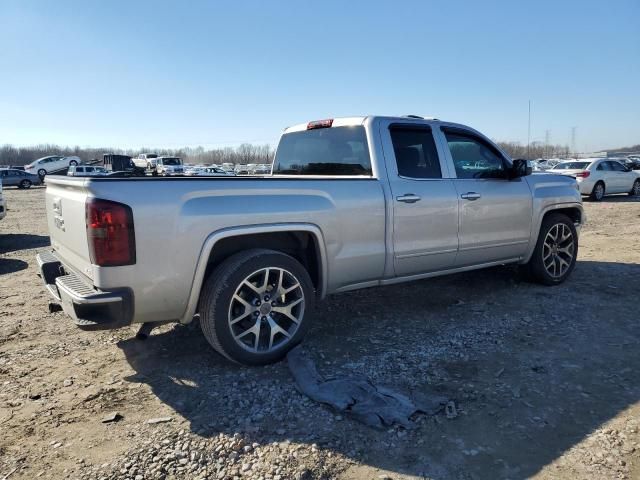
527, 100, 531, 158
545, 130, 550, 158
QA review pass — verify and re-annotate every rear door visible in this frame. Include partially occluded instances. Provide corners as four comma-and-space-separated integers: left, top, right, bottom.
438, 127, 533, 267
381, 122, 459, 276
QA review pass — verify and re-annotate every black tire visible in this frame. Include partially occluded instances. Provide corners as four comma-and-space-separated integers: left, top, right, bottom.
68, 160, 78, 166
199, 249, 315, 365
629, 179, 640, 197
19, 179, 31, 189
38, 169, 46, 177
525, 213, 578, 286
590, 181, 605, 201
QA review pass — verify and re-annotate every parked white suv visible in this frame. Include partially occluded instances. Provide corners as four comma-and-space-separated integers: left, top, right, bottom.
155, 157, 184, 176
25, 156, 80, 177
549, 159, 640, 200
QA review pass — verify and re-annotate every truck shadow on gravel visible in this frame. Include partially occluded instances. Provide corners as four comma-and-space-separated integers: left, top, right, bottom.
0, 258, 29, 275
0, 233, 50, 254
118, 260, 640, 479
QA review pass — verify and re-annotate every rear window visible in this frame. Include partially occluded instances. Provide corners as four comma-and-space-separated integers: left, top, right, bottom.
552, 162, 590, 170
273, 126, 372, 175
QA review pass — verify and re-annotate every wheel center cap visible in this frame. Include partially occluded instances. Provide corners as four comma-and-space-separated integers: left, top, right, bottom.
260, 303, 272, 316
551, 245, 559, 255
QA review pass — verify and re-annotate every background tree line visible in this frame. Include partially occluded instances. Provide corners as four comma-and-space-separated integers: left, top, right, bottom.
0, 143, 275, 166
2, 139, 632, 167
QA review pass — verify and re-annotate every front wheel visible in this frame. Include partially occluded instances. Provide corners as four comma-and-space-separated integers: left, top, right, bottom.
38, 169, 46, 177
199, 249, 314, 365
19, 179, 32, 189
68, 160, 78, 166
629, 179, 640, 197
525, 213, 578, 285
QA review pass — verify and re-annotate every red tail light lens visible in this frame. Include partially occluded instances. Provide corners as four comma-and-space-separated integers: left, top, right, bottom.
575, 171, 590, 178
307, 119, 333, 130
86, 198, 136, 266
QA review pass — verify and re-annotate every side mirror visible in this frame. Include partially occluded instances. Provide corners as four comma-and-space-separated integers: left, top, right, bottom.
511, 158, 532, 178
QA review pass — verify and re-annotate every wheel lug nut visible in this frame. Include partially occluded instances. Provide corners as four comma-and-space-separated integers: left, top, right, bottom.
264, 295, 270, 301
271, 301, 276, 306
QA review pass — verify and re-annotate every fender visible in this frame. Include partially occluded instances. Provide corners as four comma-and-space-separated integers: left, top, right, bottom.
179, 222, 328, 324
521, 201, 584, 264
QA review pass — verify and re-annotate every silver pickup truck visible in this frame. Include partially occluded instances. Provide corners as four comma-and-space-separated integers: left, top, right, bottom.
38, 115, 583, 365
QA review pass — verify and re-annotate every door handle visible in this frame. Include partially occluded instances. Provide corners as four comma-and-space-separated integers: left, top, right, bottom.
396, 194, 421, 203
460, 192, 482, 201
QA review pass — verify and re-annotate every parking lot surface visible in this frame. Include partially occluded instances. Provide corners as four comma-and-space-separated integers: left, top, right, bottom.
1, 187, 639, 480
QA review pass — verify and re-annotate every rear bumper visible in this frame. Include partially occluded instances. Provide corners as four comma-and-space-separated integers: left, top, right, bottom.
37, 251, 134, 330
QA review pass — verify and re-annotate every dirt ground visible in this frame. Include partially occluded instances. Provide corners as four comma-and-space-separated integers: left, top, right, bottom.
1, 186, 639, 480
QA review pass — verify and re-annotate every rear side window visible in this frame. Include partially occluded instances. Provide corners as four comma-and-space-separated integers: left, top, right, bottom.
390, 127, 442, 179
273, 126, 372, 175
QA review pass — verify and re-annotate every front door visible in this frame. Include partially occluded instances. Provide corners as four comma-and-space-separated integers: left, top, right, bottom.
439, 127, 533, 267
383, 124, 459, 276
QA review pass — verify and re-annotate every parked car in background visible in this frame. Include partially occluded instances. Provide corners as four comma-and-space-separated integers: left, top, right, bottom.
155, 157, 184, 176
620, 158, 640, 170
0, 179, 6, 221
0, 169, 43, 188
24, 155, 79, 177
221, 162, 235, 172
549, 159, 640, 200
132, 153, 158, 170
252, 164, 272, 175
234, 164, 250, 174
67, 165, 108, 177
38, 115, 584, 365
187, 166, 234, 176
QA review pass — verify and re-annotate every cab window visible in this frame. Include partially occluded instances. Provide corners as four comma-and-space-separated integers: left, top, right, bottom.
443, 130, 507, 179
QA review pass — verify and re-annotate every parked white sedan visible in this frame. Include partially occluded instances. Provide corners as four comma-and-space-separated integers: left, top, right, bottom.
24, 155, 80, 177
549, 159, 640, 201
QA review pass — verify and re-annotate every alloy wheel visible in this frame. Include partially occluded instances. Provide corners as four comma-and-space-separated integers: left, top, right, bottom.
227, 267, 304, 353
542, 223, 575, 279
633, 181, 640, 196
594, 183, 604, 200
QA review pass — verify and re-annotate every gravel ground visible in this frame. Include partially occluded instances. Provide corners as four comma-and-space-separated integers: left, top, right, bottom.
1, 186, 639, 480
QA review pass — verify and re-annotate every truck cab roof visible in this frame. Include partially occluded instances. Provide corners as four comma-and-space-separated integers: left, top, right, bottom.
283, 115, 480, 136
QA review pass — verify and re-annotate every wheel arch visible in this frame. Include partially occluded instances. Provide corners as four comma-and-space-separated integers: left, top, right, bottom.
522, 203, 584, 264
180, 223, 328, 324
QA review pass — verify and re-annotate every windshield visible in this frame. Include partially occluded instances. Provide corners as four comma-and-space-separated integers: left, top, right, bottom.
273, 126, 372, 175
552, 162, 590, 170
162, 158, 181, 166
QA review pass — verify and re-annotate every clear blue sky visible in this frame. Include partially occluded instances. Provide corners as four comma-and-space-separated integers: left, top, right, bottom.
1, 0, 638, 151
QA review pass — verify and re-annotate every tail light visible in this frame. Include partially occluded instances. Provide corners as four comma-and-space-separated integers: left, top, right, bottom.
575, 171, 590, 178
86, 198, 136, 266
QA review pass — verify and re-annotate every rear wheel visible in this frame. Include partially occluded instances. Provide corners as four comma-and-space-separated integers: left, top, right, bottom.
525, 213, 577, 285
68, 160, 78, 166
590, 181, 605, 201
19, 179, 32, 189
629, 179, 640, 197
199, 249, 314, 365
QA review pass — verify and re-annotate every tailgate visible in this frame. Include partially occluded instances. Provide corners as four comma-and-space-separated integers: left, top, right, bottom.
45, 176, 94, 280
